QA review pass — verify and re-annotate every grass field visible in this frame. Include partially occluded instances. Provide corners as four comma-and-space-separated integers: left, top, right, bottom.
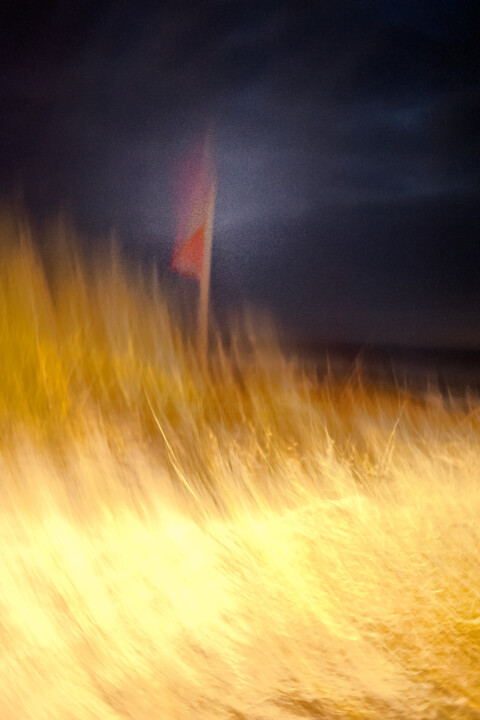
0, 209, 479, 719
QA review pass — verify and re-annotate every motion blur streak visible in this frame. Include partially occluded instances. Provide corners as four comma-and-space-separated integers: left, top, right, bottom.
0, 208, 479, 719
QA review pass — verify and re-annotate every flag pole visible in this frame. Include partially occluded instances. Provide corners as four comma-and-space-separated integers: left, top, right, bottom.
197, 176, 216, 368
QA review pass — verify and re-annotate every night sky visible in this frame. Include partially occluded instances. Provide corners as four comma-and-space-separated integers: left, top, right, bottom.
1, 0, 479, 348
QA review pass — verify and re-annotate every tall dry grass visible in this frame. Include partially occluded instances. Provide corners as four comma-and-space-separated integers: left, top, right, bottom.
0, 208, 479, 719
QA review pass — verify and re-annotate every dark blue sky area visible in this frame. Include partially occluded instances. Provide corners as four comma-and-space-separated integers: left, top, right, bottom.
0, 0, 479, 347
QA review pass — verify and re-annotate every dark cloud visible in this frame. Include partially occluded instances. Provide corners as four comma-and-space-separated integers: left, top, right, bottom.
0, 0, 478, 347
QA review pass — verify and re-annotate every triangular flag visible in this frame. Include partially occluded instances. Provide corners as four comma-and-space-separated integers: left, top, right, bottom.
171, 222, 205, 279
171, 135, 216, 282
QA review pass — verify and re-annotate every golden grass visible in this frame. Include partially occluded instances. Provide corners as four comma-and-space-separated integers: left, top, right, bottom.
0, 208, 479, 719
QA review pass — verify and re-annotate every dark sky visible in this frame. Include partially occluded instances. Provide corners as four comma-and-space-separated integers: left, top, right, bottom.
1, 0, 479, 348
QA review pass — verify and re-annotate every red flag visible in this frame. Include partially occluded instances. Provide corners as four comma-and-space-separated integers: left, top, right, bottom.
171, 222, 206, 279
171, 136, 216, 281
